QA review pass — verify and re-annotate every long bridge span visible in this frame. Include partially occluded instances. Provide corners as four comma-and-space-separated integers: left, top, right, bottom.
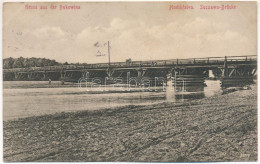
3, 55, 257, 87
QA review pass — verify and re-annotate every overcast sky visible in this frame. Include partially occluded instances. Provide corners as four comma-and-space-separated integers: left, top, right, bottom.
3, 2, 257, 63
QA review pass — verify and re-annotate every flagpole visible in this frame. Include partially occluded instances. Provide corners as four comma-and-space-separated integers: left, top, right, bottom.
108, 41, 110, 68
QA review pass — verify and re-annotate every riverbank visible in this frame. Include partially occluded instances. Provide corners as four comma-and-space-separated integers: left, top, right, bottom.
3, 84, 257, 162
3, 81, 78, 89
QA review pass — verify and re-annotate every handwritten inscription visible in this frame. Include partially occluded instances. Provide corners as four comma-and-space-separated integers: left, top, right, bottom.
25, 4, 81, 10
169, 4, 236, 10
169, 5, 194, 10
200, 5, 236, 10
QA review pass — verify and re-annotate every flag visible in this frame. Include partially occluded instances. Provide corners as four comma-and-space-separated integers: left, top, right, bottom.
94, 41, 108, 57
94, 41, 109, 47
94, 42, 101, 47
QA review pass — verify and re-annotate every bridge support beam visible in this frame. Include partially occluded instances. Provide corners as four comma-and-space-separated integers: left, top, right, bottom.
106, 68, 169, 86
221, 66, 256, 87
13, 72, 29, 80
220, 57, 256, 87
3, 72, 15, 81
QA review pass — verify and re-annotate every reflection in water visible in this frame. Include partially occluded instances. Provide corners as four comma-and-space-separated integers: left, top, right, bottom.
165, 80, 223, 103
205, 80, 222, 97
4, 80, 224, 121
165, 83, 206, 103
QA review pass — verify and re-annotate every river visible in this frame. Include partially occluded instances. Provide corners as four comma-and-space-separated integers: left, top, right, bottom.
3, 80, 223, 121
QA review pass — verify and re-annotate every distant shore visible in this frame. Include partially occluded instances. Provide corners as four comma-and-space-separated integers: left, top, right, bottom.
3, 84, 257, 162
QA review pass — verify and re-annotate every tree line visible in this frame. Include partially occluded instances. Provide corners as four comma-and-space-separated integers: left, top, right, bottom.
3, 57, 61, 69
3, 57, 91, 69
3, 57, 131, 69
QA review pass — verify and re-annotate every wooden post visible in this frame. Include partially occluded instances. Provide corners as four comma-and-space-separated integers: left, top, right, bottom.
108, 41, 111, 68
174, 71, 177, 91
27, 71, 30, 79
222, 56, 228, 77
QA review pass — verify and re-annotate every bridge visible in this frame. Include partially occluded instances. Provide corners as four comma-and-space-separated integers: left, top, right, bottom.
3, 55, 257, 87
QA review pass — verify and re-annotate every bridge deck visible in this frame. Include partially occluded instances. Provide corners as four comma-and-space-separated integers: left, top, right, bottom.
3, 55, 257, 73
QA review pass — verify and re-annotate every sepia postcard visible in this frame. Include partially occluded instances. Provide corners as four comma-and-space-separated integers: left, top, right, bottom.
1, 1, 258, 162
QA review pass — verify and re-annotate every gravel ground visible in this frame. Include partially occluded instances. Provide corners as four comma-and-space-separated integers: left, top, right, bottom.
3, 85, 257, 162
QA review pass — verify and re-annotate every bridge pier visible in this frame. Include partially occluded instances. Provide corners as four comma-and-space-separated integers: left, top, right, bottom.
43, 71, 46, 80
106, 68, 114, 77
14, 72, 18, 80
136, 68, 146, 86
3, 72, 15, 81
61, 70, 84, 82
44, 72, 60, 81
220, 57, 256, 87
221, 66, 256, 87
142, 68, 169, 86
172, 67, 207, 87
102, 68, 169, 86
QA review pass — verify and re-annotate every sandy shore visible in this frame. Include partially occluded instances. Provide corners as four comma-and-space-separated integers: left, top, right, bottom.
3, 85, 257, 162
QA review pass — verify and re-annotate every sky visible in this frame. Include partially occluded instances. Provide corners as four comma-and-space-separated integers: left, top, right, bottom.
3, 1, 257, 63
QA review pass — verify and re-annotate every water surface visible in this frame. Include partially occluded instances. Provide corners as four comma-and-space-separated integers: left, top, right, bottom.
3, 80, 222, 121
